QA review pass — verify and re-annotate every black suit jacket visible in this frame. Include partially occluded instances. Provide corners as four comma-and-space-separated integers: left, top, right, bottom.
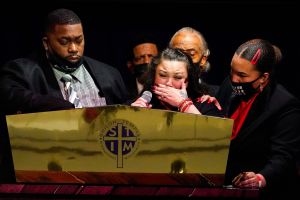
218, 80, 300, 198
125, 75, 140, 102
0, 54, 129, 114
0, 53, 129, 182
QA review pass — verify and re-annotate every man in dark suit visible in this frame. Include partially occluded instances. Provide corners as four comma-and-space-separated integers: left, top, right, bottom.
123, 35, 159, 101
0, 8, 128, 114
0, 8, 128, 182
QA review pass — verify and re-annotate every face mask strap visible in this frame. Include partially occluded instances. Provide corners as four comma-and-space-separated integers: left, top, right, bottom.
250, 75, 262, 84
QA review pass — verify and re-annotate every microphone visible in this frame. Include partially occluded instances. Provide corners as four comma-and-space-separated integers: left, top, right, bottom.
140, 90, 152, 103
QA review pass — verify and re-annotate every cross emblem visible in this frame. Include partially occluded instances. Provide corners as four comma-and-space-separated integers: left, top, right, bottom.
101, 120, 140, 168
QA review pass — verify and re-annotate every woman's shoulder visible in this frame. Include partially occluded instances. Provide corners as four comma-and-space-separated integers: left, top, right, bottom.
270, 84, 300, 108
264, 84, 300, 117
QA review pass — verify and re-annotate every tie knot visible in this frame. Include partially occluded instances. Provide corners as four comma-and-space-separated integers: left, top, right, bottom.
61, 74, 72, 83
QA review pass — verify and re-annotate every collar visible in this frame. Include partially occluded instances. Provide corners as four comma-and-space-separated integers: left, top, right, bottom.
53, 64, 84, 83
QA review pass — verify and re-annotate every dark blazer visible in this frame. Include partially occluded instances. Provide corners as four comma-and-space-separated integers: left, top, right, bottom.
0, 53, 129, 183
218, 80, 300, 198
149, 95, 224, 118
125, 75, 140, 102
0, 54, 129, 114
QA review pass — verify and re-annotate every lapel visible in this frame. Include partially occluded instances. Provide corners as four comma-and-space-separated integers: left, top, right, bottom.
234, 109, 272, 145
38, 55, 65, 99
127, 78, 139, 99
232, 88, 272, 145
82, 57, 106, 97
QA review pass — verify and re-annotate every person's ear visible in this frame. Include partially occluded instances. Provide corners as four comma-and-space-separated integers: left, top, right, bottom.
42, 37, 49, 51
260, 72, 270, 84
200, 49, 210, 66
200, 55, 208, 66
258, 72, 270, 92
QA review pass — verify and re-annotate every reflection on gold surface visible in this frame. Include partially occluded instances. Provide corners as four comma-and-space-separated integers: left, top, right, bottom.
171, 159, 186, 173
6, 105, 233, 175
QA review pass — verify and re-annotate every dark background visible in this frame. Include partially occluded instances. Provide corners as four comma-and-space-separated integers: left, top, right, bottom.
1, 0, 299, 99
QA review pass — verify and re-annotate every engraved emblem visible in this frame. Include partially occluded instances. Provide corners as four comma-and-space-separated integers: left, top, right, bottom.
100, 119, 140, 168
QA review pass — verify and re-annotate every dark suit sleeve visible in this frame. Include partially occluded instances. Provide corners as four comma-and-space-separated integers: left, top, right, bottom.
0, 59, 74, 114
215, 76, 233, 116
193, 100, 225, 117
107, 67, 130, 104
260, 104, 300, 188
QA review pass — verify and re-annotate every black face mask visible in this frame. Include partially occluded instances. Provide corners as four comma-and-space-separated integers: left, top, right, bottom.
48, 51, 83, 73
231, 76, 261, 98
133, 63, 148, 78
193, 61, 201, 71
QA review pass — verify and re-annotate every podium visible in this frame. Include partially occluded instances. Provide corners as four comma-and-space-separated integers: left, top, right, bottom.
0, 106, 261, 199
6, 105, 233, 187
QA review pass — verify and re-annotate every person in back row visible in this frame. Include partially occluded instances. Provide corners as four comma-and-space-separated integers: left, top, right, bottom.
169, 27, 219, 95
124, 34, 159, 100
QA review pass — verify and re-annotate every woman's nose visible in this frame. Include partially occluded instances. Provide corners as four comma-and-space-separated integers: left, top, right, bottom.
144, 56, 152, 64
166, 78, 173, 86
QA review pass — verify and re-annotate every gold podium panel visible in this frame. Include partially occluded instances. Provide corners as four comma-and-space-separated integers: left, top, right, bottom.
6, 105, 233, 181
